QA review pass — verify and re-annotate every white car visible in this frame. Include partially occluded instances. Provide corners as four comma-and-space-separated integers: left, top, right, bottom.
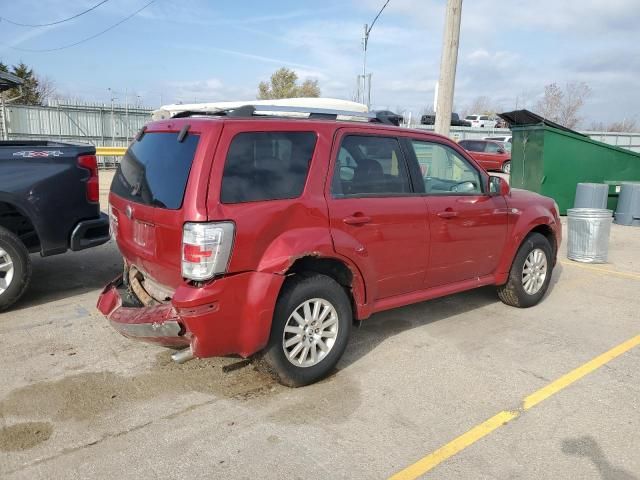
484, 135, 512, 142
465, 114, 497, 128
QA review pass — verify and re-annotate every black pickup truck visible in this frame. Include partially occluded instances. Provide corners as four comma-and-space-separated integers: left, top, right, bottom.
420, 112, 471, 127
0, 141, 110, 310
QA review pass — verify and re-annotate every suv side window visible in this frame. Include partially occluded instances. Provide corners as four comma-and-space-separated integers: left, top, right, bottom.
331, 135, 412, 197
459, 140, 484, 152
485, 142, 501, 153
220, 132, 317, 204
410, 140, 482, 195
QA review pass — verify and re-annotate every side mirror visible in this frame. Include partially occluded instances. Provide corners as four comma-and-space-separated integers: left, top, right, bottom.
489, 176, 510, 196
497, 148, 505, 154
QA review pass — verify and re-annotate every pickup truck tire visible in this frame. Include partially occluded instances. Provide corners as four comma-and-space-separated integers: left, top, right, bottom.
0, 226, 32, 311
497, 233, 553, 308
263, 273, 352, 387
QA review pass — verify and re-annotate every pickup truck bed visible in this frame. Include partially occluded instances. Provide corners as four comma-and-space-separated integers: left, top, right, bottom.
0, 140, 110, 310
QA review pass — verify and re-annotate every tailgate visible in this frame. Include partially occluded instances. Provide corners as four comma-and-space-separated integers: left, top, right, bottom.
109, 123, 219, 290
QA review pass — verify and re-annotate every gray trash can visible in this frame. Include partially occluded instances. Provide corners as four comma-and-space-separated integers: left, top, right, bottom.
614, 182, 640, 226
574, 183, 608, 209
566, 208, 613, 263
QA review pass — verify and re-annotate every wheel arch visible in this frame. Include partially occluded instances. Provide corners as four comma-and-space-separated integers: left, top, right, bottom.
496, 216, 559, 284
283, 255, 367, 320
0, 199, 41, 253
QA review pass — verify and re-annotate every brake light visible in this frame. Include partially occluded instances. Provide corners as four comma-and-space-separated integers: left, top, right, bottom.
182, 222, 235, 281
78, 154, 99, 203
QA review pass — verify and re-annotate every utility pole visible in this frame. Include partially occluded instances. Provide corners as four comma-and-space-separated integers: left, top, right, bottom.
434, 0, 462, 137
358, 0, 390, 108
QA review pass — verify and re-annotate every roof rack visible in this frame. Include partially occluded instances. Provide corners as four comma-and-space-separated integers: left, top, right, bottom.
170, 104, 394, 124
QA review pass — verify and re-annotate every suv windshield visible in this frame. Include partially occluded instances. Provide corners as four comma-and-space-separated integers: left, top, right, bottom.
111, 132, 199, 209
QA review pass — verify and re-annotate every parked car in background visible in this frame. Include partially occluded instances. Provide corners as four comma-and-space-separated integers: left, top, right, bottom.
0, 141, 110, 310
98, 102, 560, 387
458, 139, 511, 173
421, 112, 471, 127
375, 110, 403, 126
484, 135, 512, 145
465, 114, 498, 128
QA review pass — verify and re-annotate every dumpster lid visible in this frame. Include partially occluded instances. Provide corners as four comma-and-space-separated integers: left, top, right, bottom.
498, 109, 587, 137
0, 71, 23, 93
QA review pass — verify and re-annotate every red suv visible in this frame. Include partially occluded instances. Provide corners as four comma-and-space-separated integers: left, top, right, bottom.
458, 139, 511, 174
98, 106, 561, 386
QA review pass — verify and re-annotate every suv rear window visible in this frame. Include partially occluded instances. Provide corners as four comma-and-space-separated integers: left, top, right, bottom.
111, 132, 199, 209
220, 132, 316, 204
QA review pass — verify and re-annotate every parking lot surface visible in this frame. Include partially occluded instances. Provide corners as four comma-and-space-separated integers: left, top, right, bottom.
1, 171, 638, 479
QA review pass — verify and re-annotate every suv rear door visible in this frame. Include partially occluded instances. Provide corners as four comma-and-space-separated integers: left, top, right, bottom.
407, 139, 508, 288
326, 129, 429, 301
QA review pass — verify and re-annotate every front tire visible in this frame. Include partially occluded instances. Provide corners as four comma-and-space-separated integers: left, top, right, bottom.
263, 274, 352, 387
502, 160, 511, 174
497, 232, 553, 308
0, 226, 32, 312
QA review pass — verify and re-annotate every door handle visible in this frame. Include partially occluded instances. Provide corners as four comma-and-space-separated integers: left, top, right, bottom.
437, 210, 458, 219
343, 214, 372, 225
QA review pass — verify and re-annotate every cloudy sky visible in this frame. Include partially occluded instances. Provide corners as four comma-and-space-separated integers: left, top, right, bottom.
1, 0, 638, 125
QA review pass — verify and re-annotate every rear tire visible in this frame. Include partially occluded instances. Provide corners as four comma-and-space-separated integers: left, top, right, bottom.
497, 233, 553, 308
262, 274, 352, 387
0, 226, 32, 312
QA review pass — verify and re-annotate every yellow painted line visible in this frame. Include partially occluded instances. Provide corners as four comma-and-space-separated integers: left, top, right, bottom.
388, 411, 519, 480
96, 146, 127, 156
559, 260, 640, 281
524, 334, 640, 410
388, 334, 640, 479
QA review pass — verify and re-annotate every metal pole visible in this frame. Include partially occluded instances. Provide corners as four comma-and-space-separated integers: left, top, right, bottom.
434, 0, 462, 138
359, 0, 390, 108
362, 23, 368, 105
0, 97, 6, 141
125, 88, 130, 141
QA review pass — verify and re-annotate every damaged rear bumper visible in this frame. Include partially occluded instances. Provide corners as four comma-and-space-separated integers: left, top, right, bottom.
96, 270, 285, 358
97, 275, 190, 348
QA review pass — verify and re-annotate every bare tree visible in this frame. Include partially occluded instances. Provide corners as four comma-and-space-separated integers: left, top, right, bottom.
606, 118, 638, 133
535, 82, 591, 129
589, 118, 638, 132
35, 75, 57, 104
464, 95, 501, 117
558, 82, 591, 128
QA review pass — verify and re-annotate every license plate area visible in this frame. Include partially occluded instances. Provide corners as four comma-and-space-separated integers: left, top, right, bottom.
133, 220, 156, 251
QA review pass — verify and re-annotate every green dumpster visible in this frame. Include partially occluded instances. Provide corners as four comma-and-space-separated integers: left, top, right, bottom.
501, 110, 640, 214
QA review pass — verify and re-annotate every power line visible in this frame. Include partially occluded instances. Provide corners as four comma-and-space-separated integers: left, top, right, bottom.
5, 0, 156, 53
0, 0, 111, 27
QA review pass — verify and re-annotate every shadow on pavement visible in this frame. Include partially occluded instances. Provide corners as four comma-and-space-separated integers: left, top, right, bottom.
339, 265, 564, 370
562, 436, 637, 480
6, 241, 122, 313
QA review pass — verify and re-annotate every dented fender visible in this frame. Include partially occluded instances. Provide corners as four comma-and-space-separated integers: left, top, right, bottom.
255, 227, 369, 319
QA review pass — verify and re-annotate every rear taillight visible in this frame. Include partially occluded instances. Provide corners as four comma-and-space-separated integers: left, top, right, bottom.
182, 222, 235, 281
78, 154, 99, 203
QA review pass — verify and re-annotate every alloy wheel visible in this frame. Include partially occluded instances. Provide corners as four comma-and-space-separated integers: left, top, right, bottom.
0, 247, 15, 295
522, 248, 547, 295
282, 298, 339, 367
